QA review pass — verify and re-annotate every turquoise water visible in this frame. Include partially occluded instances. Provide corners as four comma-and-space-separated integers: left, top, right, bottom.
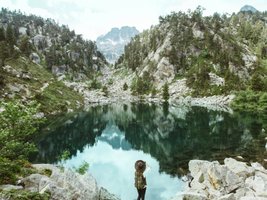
33, 103, 267, 200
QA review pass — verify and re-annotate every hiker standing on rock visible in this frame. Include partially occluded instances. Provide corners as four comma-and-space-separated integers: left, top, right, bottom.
134, 160, 147, 200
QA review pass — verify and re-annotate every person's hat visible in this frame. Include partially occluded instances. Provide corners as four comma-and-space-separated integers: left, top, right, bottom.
135, 160, 146, 172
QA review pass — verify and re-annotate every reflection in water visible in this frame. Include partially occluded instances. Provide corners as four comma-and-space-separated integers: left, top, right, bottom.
33, 103, 267, 199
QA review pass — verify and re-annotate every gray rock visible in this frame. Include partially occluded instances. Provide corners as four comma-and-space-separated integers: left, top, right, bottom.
20, 164, 120, 200
22, 174, 46, 192
32, 34, 46, 48
99, 187, 120, 200
19, 27, 27, 35
192, 23, 204, 39
30, 53, 40, 64
3, 65, 21, 76
70, 52, 80, 62
182, 192, 208, 200
154, 57, 175, 87
234, 187, 256, 199
33, 112, 45, 119
7, 83, 24, 93
240, 197, 267, 200
188, 160, 215, 178
0, 184, 23, 191
209, 73, 225, 86
52, 65, 67, 76
245, 176, 266, 194
251, 162, 266, 172
186, 158, 267, 200
218, 193, 235, 200
224, 158, 255, 178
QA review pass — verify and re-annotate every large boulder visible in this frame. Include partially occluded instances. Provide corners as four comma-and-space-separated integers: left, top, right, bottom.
19, 164, 119, 200
19, 27, 27, 35
30, 53, 40, 64
224, 158, 255, 178
32, 34, 46, 48
183, 158, 267, 200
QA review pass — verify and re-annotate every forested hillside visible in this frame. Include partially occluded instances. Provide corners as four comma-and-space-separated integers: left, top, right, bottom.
115, 6, 267, 111
0, 8, 109, 114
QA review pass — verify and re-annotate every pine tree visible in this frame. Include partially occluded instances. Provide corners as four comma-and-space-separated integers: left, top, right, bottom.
162, 83, 169, 102
19, 35, 31, 57
5, 24, 16, 56
6, 24, 16, 46
0, 27, 5, 41
0, 41, 9, 66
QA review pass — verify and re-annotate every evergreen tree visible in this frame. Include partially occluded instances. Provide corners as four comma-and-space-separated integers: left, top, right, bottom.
0, 27, 5, 41
251, 73, 264, 91
6, 24, 16, 46
0, 41, 9, 66
5, 24, 16, 56
19, 35, 31, 57
123, 82, 128, 91
162, 83, 169, 102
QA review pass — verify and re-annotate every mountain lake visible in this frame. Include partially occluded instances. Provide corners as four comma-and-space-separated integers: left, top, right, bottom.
32, 103, 267, 200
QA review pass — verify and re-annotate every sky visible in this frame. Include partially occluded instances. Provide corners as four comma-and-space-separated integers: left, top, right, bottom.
1, 0, 267, 40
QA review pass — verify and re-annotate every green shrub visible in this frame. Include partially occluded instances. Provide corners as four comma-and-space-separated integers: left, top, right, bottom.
130, 76, 152, 95
1, 190, 51, 200
89, 78, 102, 89
74, 161, 89, 175
231, 91, 267, 113
102, 86, 108, 96
0, 100, 45, 184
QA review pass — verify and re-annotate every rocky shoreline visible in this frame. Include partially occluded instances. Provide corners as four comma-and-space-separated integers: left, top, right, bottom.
172, 158, 267, 200
0, 164, 120, 200
64, 80, 235, 113
2, 158, 267, 200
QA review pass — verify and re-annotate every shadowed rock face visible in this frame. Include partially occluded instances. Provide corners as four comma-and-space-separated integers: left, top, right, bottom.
96, 26, 139, 64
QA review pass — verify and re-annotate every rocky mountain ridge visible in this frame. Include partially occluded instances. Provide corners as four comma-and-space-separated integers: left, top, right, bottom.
96, 26, 139, 64
240, 5, 259, 13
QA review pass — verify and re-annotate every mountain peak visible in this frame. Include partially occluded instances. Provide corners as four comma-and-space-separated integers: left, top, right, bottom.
240, 5, 258, 13
96, 26, 139, 64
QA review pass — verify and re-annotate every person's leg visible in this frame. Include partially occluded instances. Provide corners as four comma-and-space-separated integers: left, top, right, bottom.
141, 188, 146, 200
137, 189, 142, 200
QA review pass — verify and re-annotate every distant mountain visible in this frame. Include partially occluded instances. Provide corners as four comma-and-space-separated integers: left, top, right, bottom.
96, 26, 139, 64
240, 5, 258, 13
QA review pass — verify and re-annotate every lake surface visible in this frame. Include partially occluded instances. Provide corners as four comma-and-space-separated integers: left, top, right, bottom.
33, 103, 267, 200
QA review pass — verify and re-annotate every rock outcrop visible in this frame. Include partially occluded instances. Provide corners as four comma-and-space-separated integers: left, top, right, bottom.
0, 164, 120, 200
175, 158, 267, 200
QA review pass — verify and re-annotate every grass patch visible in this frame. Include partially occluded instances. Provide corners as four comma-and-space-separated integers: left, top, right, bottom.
2, 57, 84, 114
36, 81, 83, 113
0, 189, 51, 200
